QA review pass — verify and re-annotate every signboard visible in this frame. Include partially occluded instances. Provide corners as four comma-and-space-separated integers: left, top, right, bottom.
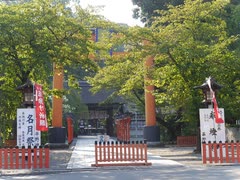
35, 83, 48, 131
17, 108, 41, 147
199, 108, 226, 157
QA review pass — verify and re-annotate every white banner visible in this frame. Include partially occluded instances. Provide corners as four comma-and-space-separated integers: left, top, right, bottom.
17, 108, 41, 148
199, 108, 226, 157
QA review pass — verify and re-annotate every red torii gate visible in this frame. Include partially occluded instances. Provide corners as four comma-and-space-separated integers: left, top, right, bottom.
115, 117, 131, 142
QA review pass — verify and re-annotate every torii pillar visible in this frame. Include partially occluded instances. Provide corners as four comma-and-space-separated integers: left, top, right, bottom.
48, 63, 66, 144
143, 55, 160, 145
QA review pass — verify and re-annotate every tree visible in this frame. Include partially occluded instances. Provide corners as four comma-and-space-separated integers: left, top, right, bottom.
87, 0, 240, 140
0, 0, 104, 140
132, 0, 184, 25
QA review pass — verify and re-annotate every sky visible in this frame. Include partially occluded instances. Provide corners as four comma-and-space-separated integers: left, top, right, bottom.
80, 0, 144, 27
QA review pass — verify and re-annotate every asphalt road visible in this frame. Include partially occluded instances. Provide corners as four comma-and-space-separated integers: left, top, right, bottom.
1, 137, 240, 179
2, 165, 240, 180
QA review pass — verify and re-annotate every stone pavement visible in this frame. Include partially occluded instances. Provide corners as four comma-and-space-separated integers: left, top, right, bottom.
147, 145, 202, 167
0, 136, 203, 176
67, 136, 201, 169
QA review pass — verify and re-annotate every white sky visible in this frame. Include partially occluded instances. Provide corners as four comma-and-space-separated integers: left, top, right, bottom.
80, 0, 144, 27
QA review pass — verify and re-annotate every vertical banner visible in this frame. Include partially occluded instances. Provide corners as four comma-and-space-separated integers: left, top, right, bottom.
199, 108, 226, 157
35, 83, 48, 131
17, 108, 41, 147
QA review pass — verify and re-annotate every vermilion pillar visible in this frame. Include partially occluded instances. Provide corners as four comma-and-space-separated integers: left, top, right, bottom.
144, 56, 156, 127
143, 55, 160, 144
52, 63, 63, 127
48, 63, 66, 145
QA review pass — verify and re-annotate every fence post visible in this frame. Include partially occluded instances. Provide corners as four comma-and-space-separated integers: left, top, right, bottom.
219, 141, 223, 163
123, 141, 127, 161
202, 142, 206, 164
4, 148, 8, 169
213, 141, 218, 163
231, 140, 235, 163
116, 141, 119, 162
39, 146, 43, 168
103, 142, 106, 162
10, 148, 14, 169
15, 147, 19, 169
237, 141, 240, 163
27, 146, 32, 169
140, 140, 144, 161
107, 141, 110, 162
111, 141, 115, 161
144, 140, 148, 164
225, 141, 229, 163
22, 146, 26, 169
207, 141, 212, 163
132, 141, 135, 161
0, 148, 2, 169
33, 146, 37, 169
94, 141, 98, 166
99, 141, 102, 163
136, 141, 139, 161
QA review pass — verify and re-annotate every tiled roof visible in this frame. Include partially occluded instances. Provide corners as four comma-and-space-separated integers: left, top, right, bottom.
79, 81, 124, 105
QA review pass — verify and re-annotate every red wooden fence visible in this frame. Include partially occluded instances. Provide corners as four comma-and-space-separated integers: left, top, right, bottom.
177, 136, 197, 147
202, 141, 240, 164
115, 117, 131, 142
0, 146, 49, 169
67, 117, 74, 144
92, 140, 152, 167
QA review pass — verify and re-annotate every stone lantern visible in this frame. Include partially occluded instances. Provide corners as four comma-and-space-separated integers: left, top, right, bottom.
16, 79, 34, 108
194, 77, 222, 108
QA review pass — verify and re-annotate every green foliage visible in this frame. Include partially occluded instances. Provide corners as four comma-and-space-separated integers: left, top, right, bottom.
149, 0, 239, 123
0, 0, 106, 139
87, 0, 240, 140
132, 0, 184, 25
40, 132, 49, 145
63, 87, 89, 136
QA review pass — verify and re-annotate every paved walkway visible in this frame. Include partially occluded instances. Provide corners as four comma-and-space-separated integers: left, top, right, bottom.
0, 136, 201, 176
67, 136, 184, 169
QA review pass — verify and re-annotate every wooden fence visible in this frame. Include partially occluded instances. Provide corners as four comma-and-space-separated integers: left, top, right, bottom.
115, 117, 131, 142
92, 140, 152, 167
177, 136, 197, 147
0, 146, 49, 169
202, 141, 240, 164
67, 117, 74, 144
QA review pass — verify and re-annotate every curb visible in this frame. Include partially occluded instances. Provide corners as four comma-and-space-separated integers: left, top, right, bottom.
0, 164, 175, 176
0, 169, 72, 176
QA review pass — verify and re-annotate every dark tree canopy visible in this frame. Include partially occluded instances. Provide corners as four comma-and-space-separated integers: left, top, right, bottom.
132, 0, 184, 25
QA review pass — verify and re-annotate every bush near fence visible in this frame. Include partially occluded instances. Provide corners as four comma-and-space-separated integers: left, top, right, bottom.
0, 145, 49, 169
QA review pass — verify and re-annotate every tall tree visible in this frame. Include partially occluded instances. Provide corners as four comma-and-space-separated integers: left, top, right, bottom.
0, 0, 104, 140
132, 0, 184, 25
87, 0, 240, 140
